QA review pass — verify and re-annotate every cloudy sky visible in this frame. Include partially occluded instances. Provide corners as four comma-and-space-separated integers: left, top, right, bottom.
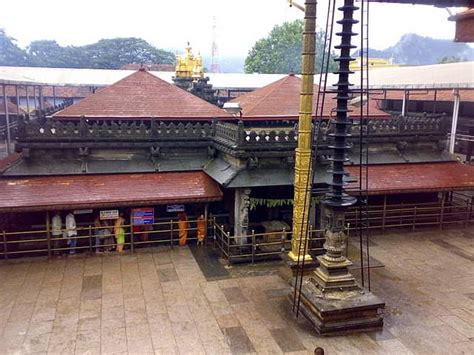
0, 0, 463, 57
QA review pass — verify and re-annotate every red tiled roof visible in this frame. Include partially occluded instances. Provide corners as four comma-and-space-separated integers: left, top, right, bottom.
346, 162, 474, 195
231, 74, 390, 120
120, 63, 175, 71
372, 89, 474, 103
0, 171, 223, 212
450, 8, 474, 21
52, 70, 232, 120
0, 100, 26, 115
450, 8, 474, 42
0, 153, 21, 173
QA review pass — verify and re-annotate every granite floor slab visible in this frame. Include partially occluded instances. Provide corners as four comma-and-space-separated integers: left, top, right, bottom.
0, 226, 473, 354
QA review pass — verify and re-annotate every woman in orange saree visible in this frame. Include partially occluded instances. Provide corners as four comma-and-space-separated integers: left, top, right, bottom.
197, 214, 206, 246
177, 212, 189, 246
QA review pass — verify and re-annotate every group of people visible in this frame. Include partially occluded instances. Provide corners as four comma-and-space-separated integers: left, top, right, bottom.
93, 214, 125, 253
51, 211, 126, 255
51, 210, 207, 255
178, 212, 207, 247
51, 212, 78, 255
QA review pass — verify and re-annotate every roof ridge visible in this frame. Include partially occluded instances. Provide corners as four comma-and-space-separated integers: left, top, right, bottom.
53, 69, 231, 119
245, 75, 297, 115
50, 71, 147, 117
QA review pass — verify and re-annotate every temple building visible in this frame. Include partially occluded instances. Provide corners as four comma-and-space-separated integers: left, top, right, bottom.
172, 44, 219, 105
0, 67, 473, 260
374, 89, 474, 162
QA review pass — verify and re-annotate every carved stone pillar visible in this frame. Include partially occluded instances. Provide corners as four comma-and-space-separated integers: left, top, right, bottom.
311, 207, 359, 298
234, 188, 251, 245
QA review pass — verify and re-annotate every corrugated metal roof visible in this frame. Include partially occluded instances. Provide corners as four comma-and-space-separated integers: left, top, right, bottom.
373, 89, 474, 102
0, 62, 472, 90
368, 0, 470, 5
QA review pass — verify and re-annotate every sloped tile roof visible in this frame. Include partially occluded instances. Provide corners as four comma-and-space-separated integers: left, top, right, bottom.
52, 70, 232, 120
120, 63, 175, 71
0, 171, 223, 212
346, 162, 474, 195
231, 74, 390, 120
0, 153, 22, 173
0, 100, 26, 115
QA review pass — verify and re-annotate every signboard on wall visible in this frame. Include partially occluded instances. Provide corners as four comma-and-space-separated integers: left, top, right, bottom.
132, 208, 155, 225
73, 209, 93, 215
100, 209, 119, 220
166, 204, 185, 213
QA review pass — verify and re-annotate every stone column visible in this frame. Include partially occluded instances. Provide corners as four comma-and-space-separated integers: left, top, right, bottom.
234, 188, 251, 245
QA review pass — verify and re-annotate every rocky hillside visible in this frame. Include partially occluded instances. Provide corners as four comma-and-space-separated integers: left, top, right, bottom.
354, 33, 474, 65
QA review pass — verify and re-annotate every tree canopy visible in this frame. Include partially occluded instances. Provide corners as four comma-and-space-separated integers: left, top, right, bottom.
0, 30, 175, 69
244, 20, 337, 74
81, 38, 176, 69
438, 56, 466, 64
0, 29, 28, 66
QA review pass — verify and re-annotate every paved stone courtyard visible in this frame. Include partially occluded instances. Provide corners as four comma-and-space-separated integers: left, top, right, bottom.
0, 227, 473, 354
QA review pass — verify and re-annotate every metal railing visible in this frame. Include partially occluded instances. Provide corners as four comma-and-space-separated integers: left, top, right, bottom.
448, 133, 474, 143
345, 194, 474, 232
1, 196, 472, 261
212, 220, 326, 265
0, 215, 327, 264
0, 218, 209, 260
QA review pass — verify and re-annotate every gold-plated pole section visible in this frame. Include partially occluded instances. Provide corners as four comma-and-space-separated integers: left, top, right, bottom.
288, 0, 316, 263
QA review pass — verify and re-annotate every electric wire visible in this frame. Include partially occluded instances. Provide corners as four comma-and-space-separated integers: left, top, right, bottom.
365, 0, 372, 291
358, 0, 371, 290
358, 0, 366, 287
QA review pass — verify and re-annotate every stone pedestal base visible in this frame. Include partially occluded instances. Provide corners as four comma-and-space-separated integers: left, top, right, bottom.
279, 255, 319, 285
287, 259, 320, 277
290, 277, 384, 335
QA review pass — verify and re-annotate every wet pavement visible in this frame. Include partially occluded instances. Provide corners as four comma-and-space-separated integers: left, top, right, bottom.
0, 226, 473, 354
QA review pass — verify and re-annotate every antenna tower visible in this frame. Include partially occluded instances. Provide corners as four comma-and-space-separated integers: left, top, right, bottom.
210, 16, 221, 73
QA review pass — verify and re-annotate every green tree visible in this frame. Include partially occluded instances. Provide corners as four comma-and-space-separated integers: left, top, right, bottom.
27, 40, 71, 67
0, 29, 28, 66
438, 55, 465, 64
83, 38, 175, 69
244, 20, 337, 74
2, 32, 175, 69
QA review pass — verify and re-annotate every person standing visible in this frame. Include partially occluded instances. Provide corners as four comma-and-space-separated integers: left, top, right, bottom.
51, 212, 63, 255
93, 216, 104, 253
65, 212, 78, 255
197, 214, 206, 246
102, 220, 114, 252
177, 212, 188, 246
114, 212, 125, 253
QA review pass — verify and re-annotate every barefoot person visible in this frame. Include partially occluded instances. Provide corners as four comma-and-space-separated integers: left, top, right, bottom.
197, 214, 206, 246
177, 212, 188, 246
114, 212, 125, 253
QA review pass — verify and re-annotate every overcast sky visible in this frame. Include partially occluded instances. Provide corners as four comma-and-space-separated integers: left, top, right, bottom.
0, 0, 463, 58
